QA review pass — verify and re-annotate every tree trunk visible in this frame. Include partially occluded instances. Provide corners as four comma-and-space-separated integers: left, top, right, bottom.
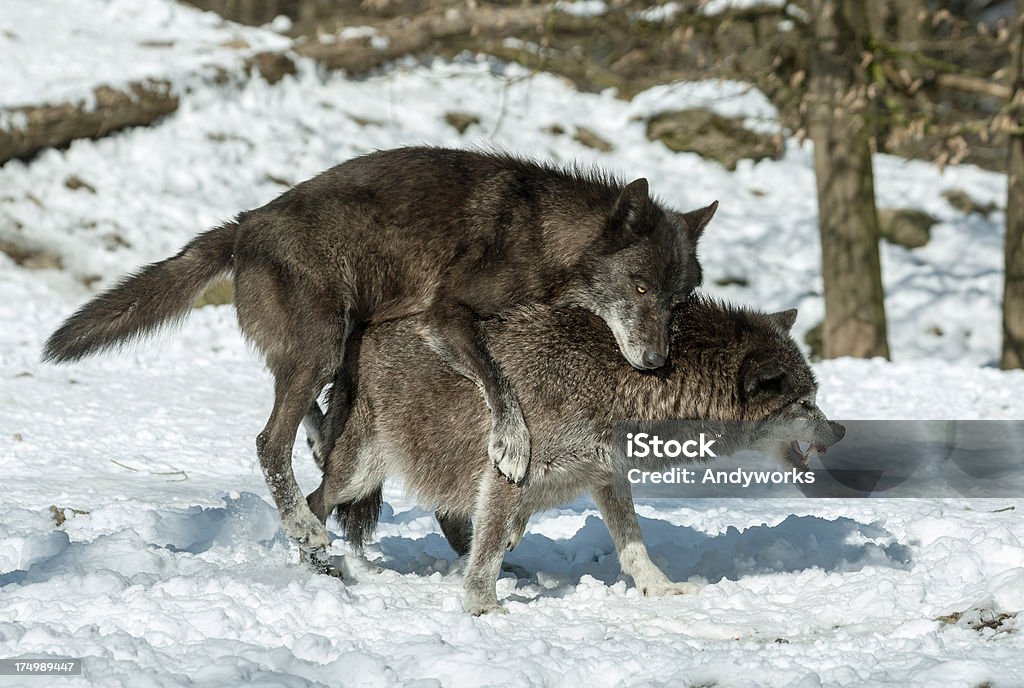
808, 0, 891, 359
864, 0, 888, 39
1003, 2, 1024, 370
894, 0, 922, 51
894, 0, 926, 84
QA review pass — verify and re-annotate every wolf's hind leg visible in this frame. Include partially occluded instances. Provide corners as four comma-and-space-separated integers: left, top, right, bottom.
306, 335, 362, 471
302, 402, 326, 470
257, 359, 334, 553
420, 302, 530, 483
301, 485, 381, 578
302, 441, 382, 578
593, 481, 699, 597
463, 473, 521, 615
313, 420, 386, 549
235, 261, 351, 559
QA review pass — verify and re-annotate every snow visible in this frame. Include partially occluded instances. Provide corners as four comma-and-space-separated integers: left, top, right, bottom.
269, 15, 294, 34
702, 0, 786, 17
0, 0, 291, 109
636, 3, 683, 23
633, 79, 782, 133
0, 60, 1006, 365
1, 4, 1023, 686
555, 1, 609, 18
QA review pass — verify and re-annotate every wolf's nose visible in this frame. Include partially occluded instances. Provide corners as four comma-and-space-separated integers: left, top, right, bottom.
642, 350, 666, 368
830, 421, 846, 441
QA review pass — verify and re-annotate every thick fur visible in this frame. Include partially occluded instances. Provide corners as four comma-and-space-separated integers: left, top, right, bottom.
43, 224, 237, 362
41, 147, 716, 554
310, 297, 844, 614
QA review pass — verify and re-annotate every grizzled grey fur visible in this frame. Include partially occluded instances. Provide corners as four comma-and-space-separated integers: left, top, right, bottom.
308, 297, 844, 614
42, 146, 717, 557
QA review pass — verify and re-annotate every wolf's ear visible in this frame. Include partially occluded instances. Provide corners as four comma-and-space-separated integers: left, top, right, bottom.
743, 361, 788, 400
608, 178, 651, 239
768, 308, 798, 332
677, 200, 718, 243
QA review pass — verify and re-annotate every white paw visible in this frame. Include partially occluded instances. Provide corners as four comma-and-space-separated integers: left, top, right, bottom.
488, 419, 530, 484
282, 505, 329, 549
639, 580, 701, 597
463, 596, 508, 616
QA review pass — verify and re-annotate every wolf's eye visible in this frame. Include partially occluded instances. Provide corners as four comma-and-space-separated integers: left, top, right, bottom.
636, 285, 647, 294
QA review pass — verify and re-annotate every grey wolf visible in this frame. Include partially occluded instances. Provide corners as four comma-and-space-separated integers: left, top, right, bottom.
41, 146, 717, 557
307, 297, 845, 614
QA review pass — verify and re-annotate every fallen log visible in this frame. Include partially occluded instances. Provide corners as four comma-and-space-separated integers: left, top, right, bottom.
292, 4, 557, 73
0, 81, 178, 164
0, 51, 294, 165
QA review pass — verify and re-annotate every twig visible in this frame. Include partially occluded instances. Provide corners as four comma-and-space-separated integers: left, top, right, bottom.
110, 458, 189, 481
110, 459, 140, 472
935, 73, 1010, 100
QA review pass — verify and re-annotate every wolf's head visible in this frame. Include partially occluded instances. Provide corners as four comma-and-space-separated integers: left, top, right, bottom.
585, 178, 717, 370
670, 302, 845, 468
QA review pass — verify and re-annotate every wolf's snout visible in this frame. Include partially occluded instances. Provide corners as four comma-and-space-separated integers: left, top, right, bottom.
642, 349, 666, 369
829, 421, 846, 443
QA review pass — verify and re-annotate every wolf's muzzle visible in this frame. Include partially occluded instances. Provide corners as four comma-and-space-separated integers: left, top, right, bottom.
642, 349, 667, 369
829, 421, 846, 443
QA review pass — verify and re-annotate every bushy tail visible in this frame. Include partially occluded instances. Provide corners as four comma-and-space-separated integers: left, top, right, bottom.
42, 222, 238, 363
334, 486, 383, 551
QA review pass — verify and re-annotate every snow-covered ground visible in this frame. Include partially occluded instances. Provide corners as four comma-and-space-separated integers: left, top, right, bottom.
0, 59, 1007, 365
0, 0, 290, 110
1, 4, 1023, 686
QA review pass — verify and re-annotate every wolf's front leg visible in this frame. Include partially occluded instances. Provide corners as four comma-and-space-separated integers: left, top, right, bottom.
593, 481, 699, 597
420, 303, 530, 483
463, 473, 522, 615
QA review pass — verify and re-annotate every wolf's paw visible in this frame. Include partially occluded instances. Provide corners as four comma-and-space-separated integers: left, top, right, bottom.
488, 419, 531, 484
282, 506, 330, 550
640, 580, 700, 597
302, 547, 343, 578
463, 595, 508, 616
506, 529, 524, 551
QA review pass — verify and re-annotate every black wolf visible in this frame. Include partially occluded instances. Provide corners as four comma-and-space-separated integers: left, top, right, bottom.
308, 298, 845, 614
42, 147, 717, 556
